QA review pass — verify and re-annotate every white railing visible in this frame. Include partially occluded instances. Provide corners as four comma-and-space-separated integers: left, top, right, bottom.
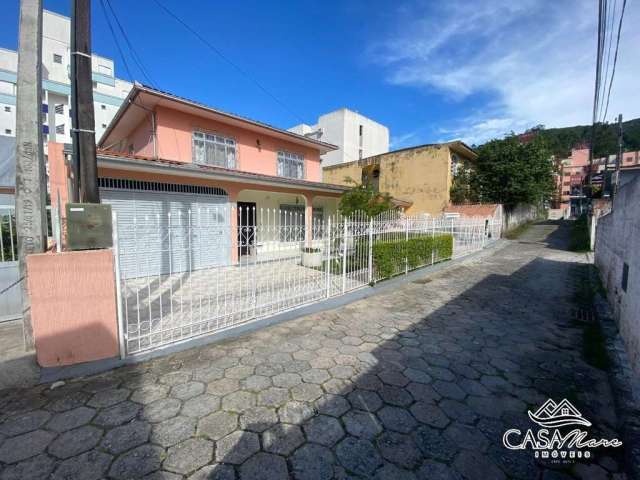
0, 206, 21, 323
0, 206, 17, 263
113, 207, 501, 356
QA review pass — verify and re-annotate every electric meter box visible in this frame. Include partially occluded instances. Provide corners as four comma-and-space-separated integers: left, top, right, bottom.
66, 203, 113, 250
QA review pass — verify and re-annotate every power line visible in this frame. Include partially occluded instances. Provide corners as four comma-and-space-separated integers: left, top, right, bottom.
98, 0, 134, 82
150, 0, 305, 124
598, 0, 616, 122
588, 0, 607, 185
103, 0, 158, 88
602, 0, 627, 122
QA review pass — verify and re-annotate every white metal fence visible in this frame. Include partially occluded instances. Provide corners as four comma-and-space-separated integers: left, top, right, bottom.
0, 206, 21, 322
113, 207, 501, 356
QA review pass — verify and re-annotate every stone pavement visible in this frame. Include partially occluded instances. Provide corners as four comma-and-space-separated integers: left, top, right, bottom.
0, 221, 628, 479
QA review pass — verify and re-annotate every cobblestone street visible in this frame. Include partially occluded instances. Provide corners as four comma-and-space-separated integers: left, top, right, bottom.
0, 222, 627, 479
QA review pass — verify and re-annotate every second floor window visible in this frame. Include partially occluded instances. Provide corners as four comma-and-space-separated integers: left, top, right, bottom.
278, 151, 304, 179
192, 131, 236, 169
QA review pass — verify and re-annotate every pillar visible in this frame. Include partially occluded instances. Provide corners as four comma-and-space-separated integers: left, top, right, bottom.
304, 193, 313, 246
227, 186, 241, 264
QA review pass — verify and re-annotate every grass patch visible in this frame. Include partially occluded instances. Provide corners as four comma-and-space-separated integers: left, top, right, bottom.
569, 215, 591, 252
504, 222, 533, 239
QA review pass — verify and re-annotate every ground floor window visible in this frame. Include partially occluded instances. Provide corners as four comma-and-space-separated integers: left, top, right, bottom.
279, 204, 305, 242
312, 207, 324, 239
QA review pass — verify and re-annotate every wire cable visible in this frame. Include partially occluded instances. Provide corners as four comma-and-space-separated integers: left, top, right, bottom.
601, 0, 627, 122
598, 0, 616, 122
104, 0, 158, 88
150, 0, 305, 124
98, 0, 135, 82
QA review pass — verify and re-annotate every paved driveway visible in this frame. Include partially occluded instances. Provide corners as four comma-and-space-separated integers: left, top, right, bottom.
0, 222, 626, 479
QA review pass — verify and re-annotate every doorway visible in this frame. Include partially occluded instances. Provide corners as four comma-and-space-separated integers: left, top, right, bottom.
237, 202, 256, 256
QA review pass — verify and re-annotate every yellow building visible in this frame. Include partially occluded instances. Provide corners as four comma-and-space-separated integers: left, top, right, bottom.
322, 141, 477, 215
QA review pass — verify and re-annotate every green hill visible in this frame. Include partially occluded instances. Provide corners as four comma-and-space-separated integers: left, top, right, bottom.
525, 118, 640, 159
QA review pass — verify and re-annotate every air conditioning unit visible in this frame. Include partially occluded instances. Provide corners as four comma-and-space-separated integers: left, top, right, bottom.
66, 203, 113, 250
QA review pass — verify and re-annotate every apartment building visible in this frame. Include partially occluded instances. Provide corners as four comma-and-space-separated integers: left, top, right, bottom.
289, 108, 389, 168
0, 9, 132, 149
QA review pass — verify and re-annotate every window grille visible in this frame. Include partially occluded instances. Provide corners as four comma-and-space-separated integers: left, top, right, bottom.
192, 131, 236, 168
277, 151, 304, 179
98, 177, 227, 196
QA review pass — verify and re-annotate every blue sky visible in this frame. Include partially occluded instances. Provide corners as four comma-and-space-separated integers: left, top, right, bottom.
1, 0, 639, 147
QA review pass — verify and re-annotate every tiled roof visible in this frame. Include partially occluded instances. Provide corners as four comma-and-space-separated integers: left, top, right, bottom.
444, 204, 500, 217
96, 149, 348, 193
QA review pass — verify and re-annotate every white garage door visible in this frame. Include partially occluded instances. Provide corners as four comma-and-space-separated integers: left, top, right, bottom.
100, 178, 231, 279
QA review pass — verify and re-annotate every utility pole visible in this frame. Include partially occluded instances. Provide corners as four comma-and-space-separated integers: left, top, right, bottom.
70, 0, 99, 203
614, 113, 623, 196
15, 0, 47, 350
588, 0, 605, 190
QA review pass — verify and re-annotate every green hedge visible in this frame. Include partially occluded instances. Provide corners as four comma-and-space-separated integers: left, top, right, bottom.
372, 234, 453, 279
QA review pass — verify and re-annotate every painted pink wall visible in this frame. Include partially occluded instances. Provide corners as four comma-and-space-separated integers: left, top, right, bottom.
27, 249, 120, 367
128, 116, 155, 158
128, 106, 322, 181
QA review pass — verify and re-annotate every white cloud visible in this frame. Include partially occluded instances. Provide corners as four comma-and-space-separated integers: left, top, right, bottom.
371, 0, 640, 144
390, 131, 419, 149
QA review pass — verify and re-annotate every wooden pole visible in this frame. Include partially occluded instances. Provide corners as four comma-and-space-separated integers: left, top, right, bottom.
15, 0, 47, 350
71, 0, 99, 203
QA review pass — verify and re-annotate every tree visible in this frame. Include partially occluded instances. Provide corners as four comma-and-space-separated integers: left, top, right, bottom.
470, 135, 555, 207
338, 177, 394, 217
449, 157, 479, 205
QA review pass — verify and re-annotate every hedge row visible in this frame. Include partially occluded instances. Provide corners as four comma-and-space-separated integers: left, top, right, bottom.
372, 234, 453, 279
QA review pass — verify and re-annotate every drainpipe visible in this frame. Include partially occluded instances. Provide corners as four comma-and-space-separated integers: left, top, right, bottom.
151, 111, 158, 159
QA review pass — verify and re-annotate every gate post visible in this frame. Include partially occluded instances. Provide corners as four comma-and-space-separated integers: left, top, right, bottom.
405, 216, 409, 275
368, 218, 373, 284
342, 217, 347, 294
325, 217, 331, 298
112, 211, 126, 359
431, 217, 435, 265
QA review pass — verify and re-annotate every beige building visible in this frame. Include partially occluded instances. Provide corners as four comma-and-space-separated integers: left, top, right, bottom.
323, 141, 477, 215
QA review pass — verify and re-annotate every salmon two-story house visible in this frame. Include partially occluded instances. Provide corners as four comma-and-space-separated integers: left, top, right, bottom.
51, 84, 346, 274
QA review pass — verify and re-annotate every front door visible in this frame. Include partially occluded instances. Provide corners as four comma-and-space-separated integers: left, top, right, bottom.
237, 202, 256, 256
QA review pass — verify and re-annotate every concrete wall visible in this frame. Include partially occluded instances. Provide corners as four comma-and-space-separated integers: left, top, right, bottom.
502, 203, 542, 232
595, 176, 640, 374
323, 144, 452, 215
27, 249, 120, 367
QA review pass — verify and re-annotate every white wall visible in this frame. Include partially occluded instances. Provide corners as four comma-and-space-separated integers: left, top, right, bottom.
595, 176, 640, 374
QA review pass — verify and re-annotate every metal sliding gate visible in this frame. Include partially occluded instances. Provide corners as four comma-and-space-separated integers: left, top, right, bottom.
113, 208, 501, 356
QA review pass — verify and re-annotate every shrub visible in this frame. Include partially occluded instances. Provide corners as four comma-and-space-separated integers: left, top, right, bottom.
372, 234, 453, 279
